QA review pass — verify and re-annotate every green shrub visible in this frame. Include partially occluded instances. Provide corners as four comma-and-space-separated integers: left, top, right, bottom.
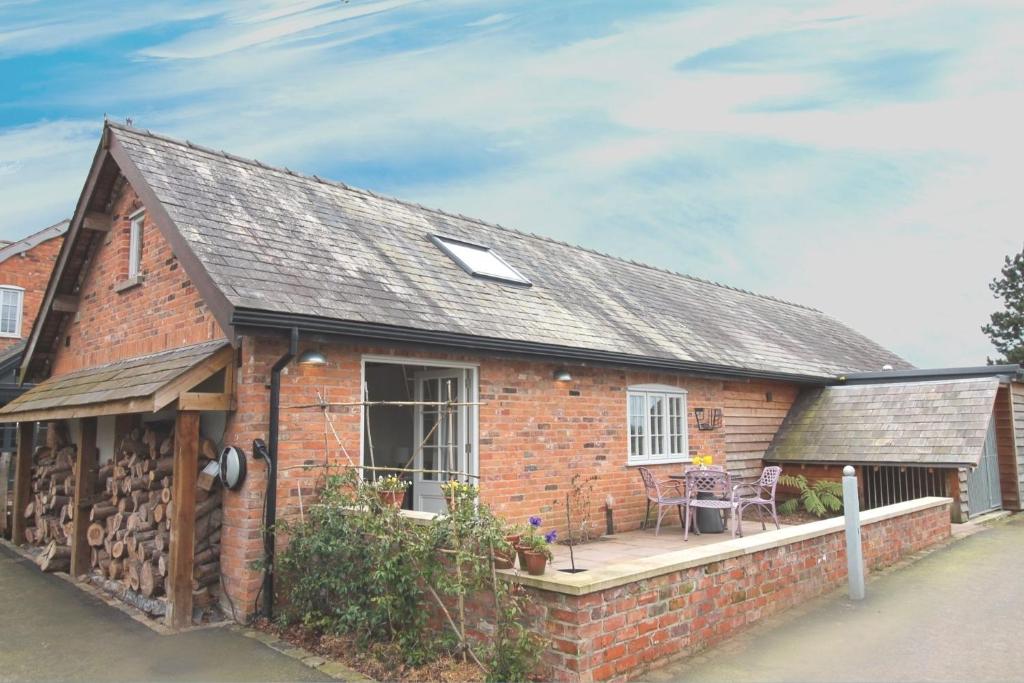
777, 474, 843, 518
274, 469, 544, 680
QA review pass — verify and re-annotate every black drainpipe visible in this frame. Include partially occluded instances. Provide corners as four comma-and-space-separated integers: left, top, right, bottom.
263, 327, 298, 620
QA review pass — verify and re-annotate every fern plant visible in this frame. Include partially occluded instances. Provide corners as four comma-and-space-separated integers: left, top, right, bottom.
777, 474, 844, 518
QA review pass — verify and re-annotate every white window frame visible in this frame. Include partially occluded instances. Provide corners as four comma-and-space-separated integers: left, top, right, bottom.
626, 384, 689, 465
128, 209, 144, 279
0, 286, 24, 338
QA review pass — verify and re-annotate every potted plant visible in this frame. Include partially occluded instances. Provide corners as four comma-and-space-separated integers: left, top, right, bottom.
374, 474, 409, 509
517, 516, 556, 575
691, 454, 714, 470
440, 479, 477, 514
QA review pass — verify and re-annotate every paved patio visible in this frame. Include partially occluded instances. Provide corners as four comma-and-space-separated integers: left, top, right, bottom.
549, 518, 786, 572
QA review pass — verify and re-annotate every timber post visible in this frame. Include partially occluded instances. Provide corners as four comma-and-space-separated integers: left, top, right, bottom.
165, 410, 199, 629
11, 421, 34, 545
71, 417, 98, 576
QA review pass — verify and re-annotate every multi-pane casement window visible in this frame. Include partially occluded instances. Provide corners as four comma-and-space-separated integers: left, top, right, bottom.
627, 384, 688, 465
0, 286, 24, 338
128, 210, 144, 279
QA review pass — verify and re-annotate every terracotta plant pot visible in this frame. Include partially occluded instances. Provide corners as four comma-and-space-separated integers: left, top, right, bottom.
522, 550, 548, 576
378, 490, 406, 509
493, 534, 521, 570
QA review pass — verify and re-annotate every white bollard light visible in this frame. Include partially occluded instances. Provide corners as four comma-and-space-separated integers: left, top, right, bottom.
843, 465, 865, 600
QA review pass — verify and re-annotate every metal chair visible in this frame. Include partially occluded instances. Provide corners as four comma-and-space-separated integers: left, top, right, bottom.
732, 466, 782, 538
683, 469, 736, 540
638, 467, 686, 536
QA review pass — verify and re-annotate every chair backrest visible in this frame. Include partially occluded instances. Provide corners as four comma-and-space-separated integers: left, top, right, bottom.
637, 466, 661, 501
684, 469, 730, 501
759, 466, 782, 497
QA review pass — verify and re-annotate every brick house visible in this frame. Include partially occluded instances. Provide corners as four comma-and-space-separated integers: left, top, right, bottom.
0, 121, 1020, 634
0, 221, 67, 531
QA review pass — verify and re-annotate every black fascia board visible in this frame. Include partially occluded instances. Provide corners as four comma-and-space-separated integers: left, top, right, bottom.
231, 307, 833, 386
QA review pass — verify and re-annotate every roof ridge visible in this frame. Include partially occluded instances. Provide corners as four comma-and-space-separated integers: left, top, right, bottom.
106, 121, 820, 312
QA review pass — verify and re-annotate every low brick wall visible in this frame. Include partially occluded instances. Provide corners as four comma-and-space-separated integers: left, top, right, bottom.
510, 497, 950, 682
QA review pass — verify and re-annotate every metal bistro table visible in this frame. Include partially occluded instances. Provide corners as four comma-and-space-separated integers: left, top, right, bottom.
669, 471, 727, 534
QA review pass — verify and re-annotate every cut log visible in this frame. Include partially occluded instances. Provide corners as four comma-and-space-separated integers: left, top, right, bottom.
140, 561, 162, 598
87, 523, 106, 547
91, 503, 117, 521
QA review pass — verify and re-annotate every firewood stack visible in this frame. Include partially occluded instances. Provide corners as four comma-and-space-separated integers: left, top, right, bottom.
23, 444, 81, 549
83, 426, 222, 602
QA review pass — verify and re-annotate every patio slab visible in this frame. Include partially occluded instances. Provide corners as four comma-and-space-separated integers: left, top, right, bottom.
548, 519, 784, 572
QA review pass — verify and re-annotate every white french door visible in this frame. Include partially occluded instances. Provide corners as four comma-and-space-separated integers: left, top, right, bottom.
413, 369, 473, 514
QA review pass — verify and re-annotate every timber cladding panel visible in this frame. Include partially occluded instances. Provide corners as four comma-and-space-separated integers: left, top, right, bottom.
995, 386, 1021, 510
216, 336, 768, 619
0, 232, 63, 353
722, 381, 798, 478
1013, 383, 1024, 507
49, 181, 226, 377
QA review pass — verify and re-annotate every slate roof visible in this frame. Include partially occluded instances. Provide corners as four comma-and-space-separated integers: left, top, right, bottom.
764, 378, 1001, 466
81, 124, 912, 380
0, 340, 229, 420
0, 220, 68, 263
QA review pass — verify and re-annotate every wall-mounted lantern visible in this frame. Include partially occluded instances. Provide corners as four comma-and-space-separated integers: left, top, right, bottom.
693, 407, 722, 431
553, 368, 573, 382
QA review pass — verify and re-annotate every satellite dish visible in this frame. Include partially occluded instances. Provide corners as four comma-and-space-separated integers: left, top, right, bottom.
219, 446, 247, 490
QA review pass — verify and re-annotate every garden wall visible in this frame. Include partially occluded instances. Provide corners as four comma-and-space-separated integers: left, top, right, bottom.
501, 497, 951, 682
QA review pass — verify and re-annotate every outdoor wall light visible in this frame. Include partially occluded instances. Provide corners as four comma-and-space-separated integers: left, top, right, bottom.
553, 368, 573, 382
297, 349, 328, 366
694, 407, 722, 431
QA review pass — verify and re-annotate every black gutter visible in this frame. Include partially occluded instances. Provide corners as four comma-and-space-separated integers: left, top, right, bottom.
231, 308, 834, 386
840, 364, 1023, 384
262, 327, 298, 620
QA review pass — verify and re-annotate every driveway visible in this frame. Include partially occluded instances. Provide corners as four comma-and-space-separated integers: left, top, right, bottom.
645, 514, 1024, 682
0, 544, 330, 682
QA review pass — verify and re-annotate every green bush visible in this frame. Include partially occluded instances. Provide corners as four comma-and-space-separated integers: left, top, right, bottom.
777, 474, 843, 518
274, 469, 544, 680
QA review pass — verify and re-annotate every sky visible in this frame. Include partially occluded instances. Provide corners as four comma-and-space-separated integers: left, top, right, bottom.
1, 0, 1021, 368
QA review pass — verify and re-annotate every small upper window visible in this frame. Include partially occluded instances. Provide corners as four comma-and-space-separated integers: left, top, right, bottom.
431, 235, 531, 286
128, 210, 144, 278
0, 286, 23, 338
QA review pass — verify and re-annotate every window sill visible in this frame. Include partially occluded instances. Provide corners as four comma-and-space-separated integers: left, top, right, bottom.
626, 457, 689, 467
0, 333, 20, 339
114, 275, 144, 293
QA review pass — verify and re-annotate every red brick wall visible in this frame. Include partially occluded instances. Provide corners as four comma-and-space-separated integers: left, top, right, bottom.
519, 502, 950, 682
0, 233, 63, 353
217, 337, 803, 618
49, 182, 226, 376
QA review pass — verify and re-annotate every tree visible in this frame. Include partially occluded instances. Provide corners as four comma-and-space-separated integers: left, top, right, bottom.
982, 246, 1024, 365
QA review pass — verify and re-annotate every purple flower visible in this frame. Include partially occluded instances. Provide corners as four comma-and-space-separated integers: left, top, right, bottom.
528, 516, 541, 527
544, 530, 558, 544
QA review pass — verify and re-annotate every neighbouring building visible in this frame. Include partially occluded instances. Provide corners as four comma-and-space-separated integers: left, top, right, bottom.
0, 122, 1020, 641
0, 221, 67, 534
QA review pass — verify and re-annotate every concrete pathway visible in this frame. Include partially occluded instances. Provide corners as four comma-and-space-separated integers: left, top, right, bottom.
0, 544, 330, 682
645, 514, 1024, 682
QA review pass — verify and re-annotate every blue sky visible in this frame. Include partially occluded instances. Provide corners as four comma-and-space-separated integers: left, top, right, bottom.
1, 0, 1022, 367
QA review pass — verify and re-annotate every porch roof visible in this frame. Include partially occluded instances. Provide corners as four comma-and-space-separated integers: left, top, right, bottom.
764, 377, 1001, 467
0, 340, 232, 422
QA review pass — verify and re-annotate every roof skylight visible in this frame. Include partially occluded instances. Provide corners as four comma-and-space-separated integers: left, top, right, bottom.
431, 235, 531, 286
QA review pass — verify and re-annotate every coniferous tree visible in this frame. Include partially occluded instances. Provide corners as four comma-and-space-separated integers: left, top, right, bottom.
982, 246, 1024, 365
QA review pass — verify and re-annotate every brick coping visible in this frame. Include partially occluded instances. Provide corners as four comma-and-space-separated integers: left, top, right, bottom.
504, 496, 952, 595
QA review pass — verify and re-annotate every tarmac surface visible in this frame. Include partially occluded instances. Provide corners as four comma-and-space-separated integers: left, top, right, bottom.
0, 544, 330, 682
645, 514, 1024, 682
